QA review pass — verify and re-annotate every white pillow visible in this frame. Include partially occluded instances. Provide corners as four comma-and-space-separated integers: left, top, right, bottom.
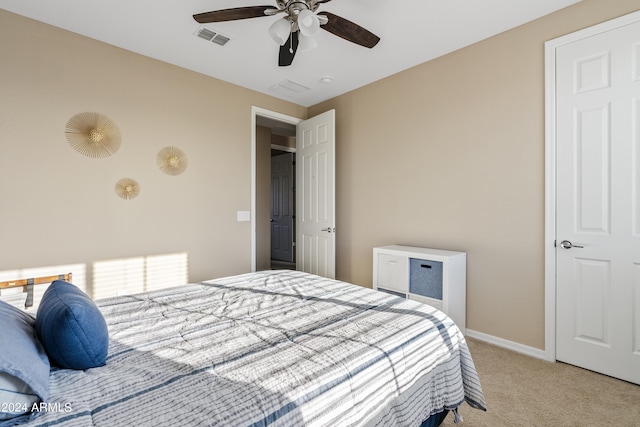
0, 371, 39, 420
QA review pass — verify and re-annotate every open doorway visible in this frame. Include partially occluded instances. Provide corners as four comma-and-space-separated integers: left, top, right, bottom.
252, 107, 336, 277
252, 107, 300, 271
270, 150, 295, 269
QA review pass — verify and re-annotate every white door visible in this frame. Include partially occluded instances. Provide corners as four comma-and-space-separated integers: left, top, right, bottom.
296, 110, 335, 278
555, 19, 640, 384
271, 152, 294, 263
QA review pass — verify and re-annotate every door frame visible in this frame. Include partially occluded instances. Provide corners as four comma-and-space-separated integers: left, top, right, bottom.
251, 106, 302, 272
544, 10, 640, 363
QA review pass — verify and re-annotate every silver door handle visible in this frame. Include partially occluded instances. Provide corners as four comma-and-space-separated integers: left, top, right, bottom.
321, 227, 336, 233
560, 240, 584, 249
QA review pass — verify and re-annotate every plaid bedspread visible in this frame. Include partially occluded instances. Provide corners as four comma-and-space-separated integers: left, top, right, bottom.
19, 270, 485, 426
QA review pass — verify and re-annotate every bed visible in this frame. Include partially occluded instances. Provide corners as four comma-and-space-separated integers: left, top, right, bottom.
0, 269, 485, 426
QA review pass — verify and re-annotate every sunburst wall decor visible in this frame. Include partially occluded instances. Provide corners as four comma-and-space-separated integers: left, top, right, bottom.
115, 178, 140, 200
65, 112, 121, 158
157, 146, 187, 176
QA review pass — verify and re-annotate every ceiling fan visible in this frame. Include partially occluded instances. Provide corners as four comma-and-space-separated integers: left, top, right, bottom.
193, 0, 380, 66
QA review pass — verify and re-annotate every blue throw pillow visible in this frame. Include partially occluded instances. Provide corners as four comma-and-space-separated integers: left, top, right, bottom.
36, 280, 108, 370
0, 300, 49, 421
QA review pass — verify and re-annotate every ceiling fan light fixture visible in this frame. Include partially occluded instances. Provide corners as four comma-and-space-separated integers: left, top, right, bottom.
297, 9, 319, 36
269, 18, 291, 45
298, 33, 317, 52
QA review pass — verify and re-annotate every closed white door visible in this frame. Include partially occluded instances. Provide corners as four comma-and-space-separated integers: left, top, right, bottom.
555, 19, 640, 384
271, 152, 294, 263
296, 110, 335, 278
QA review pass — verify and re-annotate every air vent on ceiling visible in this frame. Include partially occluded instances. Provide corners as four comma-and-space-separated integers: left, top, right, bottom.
195, 26, 230, 46
269, 80, 311, 97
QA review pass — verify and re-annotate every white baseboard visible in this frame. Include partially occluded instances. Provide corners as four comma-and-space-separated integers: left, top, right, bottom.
465, 329, 548, 360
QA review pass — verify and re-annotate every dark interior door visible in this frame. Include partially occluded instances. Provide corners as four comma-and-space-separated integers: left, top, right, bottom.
271, 152, 294, 263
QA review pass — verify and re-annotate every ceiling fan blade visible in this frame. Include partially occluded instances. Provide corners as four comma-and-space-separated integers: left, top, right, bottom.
278, 31, 299, 67
193, 6, 275, 23
317, 12, 380, 48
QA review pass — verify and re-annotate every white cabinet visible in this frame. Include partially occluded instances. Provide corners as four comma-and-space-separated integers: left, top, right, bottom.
373, 245, 466, 333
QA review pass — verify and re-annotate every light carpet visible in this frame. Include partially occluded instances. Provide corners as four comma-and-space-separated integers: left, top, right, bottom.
442, 338, 640, 426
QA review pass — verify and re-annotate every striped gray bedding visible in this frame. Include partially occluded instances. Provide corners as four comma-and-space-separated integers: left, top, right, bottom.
21, 270, 485, 426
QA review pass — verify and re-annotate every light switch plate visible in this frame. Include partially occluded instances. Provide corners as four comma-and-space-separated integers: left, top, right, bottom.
237, 211, 250, 222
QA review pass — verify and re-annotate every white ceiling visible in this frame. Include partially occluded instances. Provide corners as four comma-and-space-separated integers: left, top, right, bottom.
1, 0, 581, 107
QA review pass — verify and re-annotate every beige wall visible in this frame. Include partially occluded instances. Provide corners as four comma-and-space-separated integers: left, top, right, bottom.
0, 11, 306, 294
310, 0, 640, 349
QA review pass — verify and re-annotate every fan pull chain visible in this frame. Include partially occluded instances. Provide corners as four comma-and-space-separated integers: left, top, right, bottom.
289, 34, 294, 54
